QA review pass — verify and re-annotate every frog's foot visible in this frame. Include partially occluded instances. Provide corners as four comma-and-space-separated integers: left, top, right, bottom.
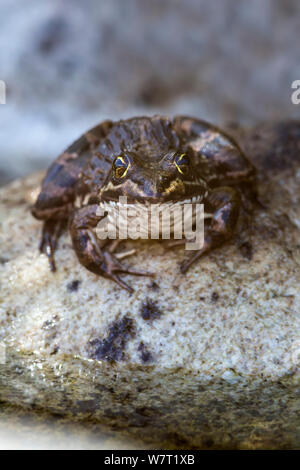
70, 205, 153, 293
180, 235, 215, 273
164, 236, 217, 272
102, 251, 153, 293
164, 239, 192, 249
114, 249, 137, 260
39, 219, 65, 271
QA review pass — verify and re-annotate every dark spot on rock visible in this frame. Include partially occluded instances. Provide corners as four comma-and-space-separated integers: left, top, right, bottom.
166, 432, 190, 447
203, 438, 214, 448
239, 240, 253, 260
148, 280, 160, 291
199, 296, 206, 301
211, 291, 219, 302
43, 316, 59, 350
74, 399, 99, 414
130, 414, 151, 428
0, 256, 9, 264
138, 342, 154, 363
14, 366, 24, 376
140, 299, 163, 322
95, 384, 115, 395
42, 315, 59, 330
44, 331, 57, 348
6, 309, 16, 318
135, 406, 155, 417
89, 315, 135, 362
50, 346, 59, 355
67, 279, 81, 292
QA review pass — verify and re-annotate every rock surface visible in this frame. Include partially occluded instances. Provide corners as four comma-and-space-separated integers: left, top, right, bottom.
0, 120, 300, 449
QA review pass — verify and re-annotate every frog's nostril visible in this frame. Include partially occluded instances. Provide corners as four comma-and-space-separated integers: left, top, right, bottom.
153, 176, 174, 197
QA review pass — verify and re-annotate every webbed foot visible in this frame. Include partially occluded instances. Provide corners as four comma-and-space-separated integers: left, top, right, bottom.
101, 251, 153, 293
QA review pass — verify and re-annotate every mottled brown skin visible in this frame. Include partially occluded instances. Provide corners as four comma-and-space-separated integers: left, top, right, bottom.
32, 115, 256, 292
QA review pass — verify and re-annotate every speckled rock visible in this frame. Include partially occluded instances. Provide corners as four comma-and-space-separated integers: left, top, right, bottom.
0, 121, 300, 449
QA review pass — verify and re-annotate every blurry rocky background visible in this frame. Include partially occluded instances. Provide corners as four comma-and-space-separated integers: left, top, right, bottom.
0, 0, 299, 186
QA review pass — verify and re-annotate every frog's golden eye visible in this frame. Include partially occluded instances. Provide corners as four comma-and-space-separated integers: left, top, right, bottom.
174, 153, 189, 175
113, 155, 130, 178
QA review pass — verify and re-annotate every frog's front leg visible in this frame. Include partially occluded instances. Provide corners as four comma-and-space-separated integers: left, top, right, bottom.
32, 120, 113, 271
70, 204, 153, 293
180, 187, 241, 273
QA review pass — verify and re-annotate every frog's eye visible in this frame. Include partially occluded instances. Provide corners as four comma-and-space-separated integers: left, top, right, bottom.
113, 155, 130, 178
174, 153, 189, 175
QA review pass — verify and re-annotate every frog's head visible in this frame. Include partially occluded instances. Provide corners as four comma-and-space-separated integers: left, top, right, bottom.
99, 149, 207, 205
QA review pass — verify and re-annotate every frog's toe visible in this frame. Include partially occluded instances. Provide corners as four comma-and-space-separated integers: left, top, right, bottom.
110, 273, 134, 293
39, 219, 65, 272
102, 251, 154, 292
40, 238, 56, 272
107, 240, 137, 261
180, 257, 196, 274
164, 239, 190, 249
114, 248, 136, 260
179, 241, 211, 274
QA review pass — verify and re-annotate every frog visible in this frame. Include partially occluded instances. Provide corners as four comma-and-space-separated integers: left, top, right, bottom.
32, 115, 256, 292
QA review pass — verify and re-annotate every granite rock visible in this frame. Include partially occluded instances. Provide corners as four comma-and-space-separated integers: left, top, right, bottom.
0, 120, 300, 449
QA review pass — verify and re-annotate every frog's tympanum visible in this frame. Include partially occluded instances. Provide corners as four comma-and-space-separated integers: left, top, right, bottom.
32, 116, 256, 292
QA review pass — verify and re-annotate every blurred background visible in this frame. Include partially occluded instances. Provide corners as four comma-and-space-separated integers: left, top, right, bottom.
0, 0, 299, 187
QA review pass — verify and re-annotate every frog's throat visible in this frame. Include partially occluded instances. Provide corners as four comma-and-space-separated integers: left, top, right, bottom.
97, 197, 208, 240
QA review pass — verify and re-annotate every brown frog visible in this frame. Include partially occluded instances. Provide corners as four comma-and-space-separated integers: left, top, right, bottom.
32, 115, 256, 292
